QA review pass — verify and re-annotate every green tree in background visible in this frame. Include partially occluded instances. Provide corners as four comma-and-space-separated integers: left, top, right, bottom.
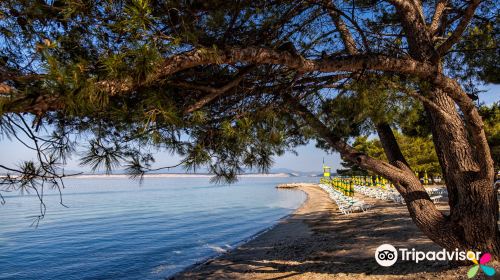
480, 103, 500, 170
0, 0, 499, 256
339, 103, 498, 178
339, 134, 441, 178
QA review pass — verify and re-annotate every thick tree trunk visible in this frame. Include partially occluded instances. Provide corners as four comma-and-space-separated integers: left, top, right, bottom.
385, 0, 499, 255
375, 122, 464, 251
287, 83, 500, 257
425, 89, 500, 255
393, 172, 465, 251
290, 95, 471, 252
375, 102, 500, 256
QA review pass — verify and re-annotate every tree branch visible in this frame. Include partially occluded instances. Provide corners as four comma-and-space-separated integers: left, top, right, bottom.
3, 47, 438, 115
386, 0, 435, 59
177, 65, 255, 113
100, 47, 435, 95
437, 0, 481, 55
398, 85, 453, 120
321, 0, 359, 55
0, 83, 13, 95
434, 75, 494, 177
429, 0, 449, 35
375, 122, 410, 166
283, 93, 407, 183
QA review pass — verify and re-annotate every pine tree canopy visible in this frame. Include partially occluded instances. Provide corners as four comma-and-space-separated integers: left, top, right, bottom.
0, 0, 498, 218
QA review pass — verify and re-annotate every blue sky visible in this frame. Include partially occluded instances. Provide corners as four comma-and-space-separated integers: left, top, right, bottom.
0, 137, 337, 173
0, 85, 498, 174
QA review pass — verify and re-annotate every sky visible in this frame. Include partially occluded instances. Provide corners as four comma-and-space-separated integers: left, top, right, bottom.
0, 85, 498, 174
0, 137, 338, 173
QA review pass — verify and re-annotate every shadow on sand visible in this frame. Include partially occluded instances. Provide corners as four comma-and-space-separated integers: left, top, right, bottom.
171, 186, 491, 279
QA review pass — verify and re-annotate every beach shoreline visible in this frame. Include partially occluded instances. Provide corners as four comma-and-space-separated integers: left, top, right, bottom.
171, 183, 499, 279
166, 184, 311, 279
169, 183, 318, 280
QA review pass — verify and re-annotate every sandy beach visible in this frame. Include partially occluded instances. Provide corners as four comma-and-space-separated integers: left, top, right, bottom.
172, 184, 499, 280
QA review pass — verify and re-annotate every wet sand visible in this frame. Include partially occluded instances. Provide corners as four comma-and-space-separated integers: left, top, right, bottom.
171, 184, 499, 280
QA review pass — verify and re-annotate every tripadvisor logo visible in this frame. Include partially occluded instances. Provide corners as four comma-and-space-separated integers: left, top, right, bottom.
375, 244, 496, 278
375, 244, 398, 267
374, 244, 494, 271
374, 244, 497, 277
375, 244, 482, 266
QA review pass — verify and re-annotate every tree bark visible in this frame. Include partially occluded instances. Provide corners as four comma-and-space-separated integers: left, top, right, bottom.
288, 89, 500, 256
370, 95, 500, 255
429, 0, 448, 35
436, 0, 482, 55
374, 122, 466, 250
375, 123, 409, 166
94, 48, 435, 96
289, 94, 466, 251
1, 0, 496, 257
425, 88, 500, 255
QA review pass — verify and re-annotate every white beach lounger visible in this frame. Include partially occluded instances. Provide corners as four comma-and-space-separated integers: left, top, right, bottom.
430, 195, 443, 203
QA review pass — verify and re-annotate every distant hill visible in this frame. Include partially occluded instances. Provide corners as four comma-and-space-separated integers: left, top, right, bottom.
1, 167, 325, 177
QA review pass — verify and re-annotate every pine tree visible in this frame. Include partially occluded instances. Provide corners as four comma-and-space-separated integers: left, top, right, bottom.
1, 0, 499, 256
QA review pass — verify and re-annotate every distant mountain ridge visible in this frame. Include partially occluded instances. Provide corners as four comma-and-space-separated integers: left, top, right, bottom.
1, 167, 324, 177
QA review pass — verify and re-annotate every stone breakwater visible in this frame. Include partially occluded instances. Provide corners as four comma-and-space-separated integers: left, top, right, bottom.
276, 183, 318, 189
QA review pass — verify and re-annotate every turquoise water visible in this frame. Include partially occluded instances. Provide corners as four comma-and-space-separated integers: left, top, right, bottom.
0, 176, 310, 279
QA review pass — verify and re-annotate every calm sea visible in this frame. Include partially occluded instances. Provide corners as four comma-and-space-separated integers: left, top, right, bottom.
0, 176, 311, 279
